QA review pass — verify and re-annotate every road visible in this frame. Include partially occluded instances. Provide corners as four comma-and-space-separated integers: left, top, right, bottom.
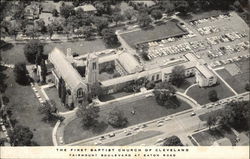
67, 92, 249, 146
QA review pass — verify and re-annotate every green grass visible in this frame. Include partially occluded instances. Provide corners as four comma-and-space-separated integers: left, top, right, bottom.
44, 87, 68, 112
174, 77, 196, 93
120, 21, 188, 48
99, 92, 132, 102
4, 68, 54, 146
64, 96, 192, 144
186, 79, 235, 105
1, 39, 107, 64
192, 126, 237, 146
216, 60, 250, 94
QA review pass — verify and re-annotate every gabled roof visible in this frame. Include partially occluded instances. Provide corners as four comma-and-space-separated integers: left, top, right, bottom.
75, 4, 97, 12
49, 48, 86, 91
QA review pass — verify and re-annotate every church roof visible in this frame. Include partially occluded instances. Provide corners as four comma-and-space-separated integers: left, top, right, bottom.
118, 53, 142, 74
49, 48, 86, 90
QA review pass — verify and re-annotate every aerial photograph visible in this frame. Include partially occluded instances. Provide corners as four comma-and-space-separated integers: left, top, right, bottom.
0, 0, 249, 147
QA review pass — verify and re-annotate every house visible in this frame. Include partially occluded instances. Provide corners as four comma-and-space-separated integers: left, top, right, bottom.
24, 2, 41, 20
74, 4, 97, 14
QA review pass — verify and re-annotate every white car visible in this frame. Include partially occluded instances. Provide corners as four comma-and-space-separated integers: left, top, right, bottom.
59, 137, 64, 144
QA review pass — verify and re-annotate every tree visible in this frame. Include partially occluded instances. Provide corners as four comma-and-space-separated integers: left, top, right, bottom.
206, 115, 217, 130
171, 65, 186, 87
47, 24, 54, 39
163, 136, 183, 146
9, 125, 37, 146
112, 13, 124, 26
101, 28, 120, 47
52, 9, 59, 17
137, 12, 152, 28
13, 63, 29, 85
153, 81, 177, 107
89, 82, 103, 99
83, 26, 94, 40
34, 19, 46, 34
108, 108, 128, 128
38, 100, 61, 123
23, 40, 44, 64
151, 9, 163, 20
124, 9, 136, 21
60, 4, 75, 19
40, 59, 47, 83
76, 104, 100, 128
245, 83, 250, 91
208, 90, 218, 102
93, 17, 109, 34
175, 1, 189, 15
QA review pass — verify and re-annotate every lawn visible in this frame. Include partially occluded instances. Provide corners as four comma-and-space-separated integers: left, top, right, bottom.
1, 39, 107, 65
186, 79, 235, 105
120, 20, 188, 48
44, 87, 68, 112
192, 126, 237, 146
99, 91, 133, 102
64, 96, 192, 144
175, 77, 196, 93
216, 60, 250, 94
3, 68, 54, 146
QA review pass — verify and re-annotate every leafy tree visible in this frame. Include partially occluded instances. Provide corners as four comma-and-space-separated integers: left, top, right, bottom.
59, 4, 75, 19
38, 100, 60, 123
23, 40, 44, 64
145, 81, 155, 90
101, 28, 120, 47
83, 26, 94, 40
89, 82, 103, 99
112, 13, 124, 26
52, 9, 59, 17
47, 24, 54, 39
151, 9, 163, 20
9, 125, 37, 146
94, 1, 112, 15
163, 136, 183, 146
137, 12, 152, 28
13, 63, 29, 85
153, 81, 177, 107
58, 77, 63, 98
206, 115, 217, 130
175, 1, 189, 15
40, 59, 47, 83
76, 104, 100, 128
245, 83, 250, 91
123, 9, 136, 20
108, 108, 128, 128
60, 79, 67, 105
208, 90, 218, 102
171, 65, 186, 87
34, 19, 46, 34
93, 17, 109, 34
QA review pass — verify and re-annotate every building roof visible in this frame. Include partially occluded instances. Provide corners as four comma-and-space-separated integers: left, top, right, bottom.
196, 64, 214, 78
75, 4, 97, 12
118, 53, 142, 74
133, 1, 156, 7
49, 48, 86, 91
213, 138, 232, 146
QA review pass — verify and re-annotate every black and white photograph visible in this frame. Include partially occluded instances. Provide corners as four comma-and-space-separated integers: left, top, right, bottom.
0, 0, 249, 158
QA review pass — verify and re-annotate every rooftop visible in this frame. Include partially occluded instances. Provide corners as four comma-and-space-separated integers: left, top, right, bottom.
74, 4, 97, 12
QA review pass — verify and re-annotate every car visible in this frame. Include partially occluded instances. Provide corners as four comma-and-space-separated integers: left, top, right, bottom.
190, 112, 196, 116
59, 137, 64, 144
140, 124, 147, 128
94, 141, 102, 145
109, 133, 115, 137
125, 131, 132, 136
133, 127, 140, 131
99, 136, 105, 140
145, 94, 153, 98
157, 123, 163, 127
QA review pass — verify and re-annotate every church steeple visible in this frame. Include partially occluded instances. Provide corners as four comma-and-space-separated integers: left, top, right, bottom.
85, 53, 99, 85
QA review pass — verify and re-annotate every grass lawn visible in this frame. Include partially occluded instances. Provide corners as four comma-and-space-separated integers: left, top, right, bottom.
192, 126, 237, 146
216, 60, 250, 94
64, 96, 192, 144
175, 77, 196, 93
104, 130, 163, 146
1, 39, 107, 65
3, 68, 54, 146
99, 91, 133, 102
120, 20, 188, 48
44, 87, 68, 112
186, 79, 235, 105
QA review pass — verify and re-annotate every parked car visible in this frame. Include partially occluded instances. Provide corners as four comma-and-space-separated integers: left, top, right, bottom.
109, 133, 115, 137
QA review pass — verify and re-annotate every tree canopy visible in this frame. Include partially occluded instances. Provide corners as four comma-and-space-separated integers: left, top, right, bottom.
151, 9, 163, 20
137, 12, 152, 28
108, 107, 128, 128
170, 65, 186, 87
13, 63, 29, 85
23, 40, 44, 64
208, 90, 218, 102
101, 28, 120, 47
163, 136, 183, 146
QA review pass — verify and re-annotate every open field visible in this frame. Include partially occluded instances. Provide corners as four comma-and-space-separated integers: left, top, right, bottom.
120, 20, 188, 48
192, 126, 237, 146
64, 96, 192, 144
3, 68, 54, 146
186, 79, 235, 105
216, 60, 250, 94
99, 91, 133, 102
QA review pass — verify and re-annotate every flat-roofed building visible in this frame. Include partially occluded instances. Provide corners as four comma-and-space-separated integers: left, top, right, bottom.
195, 64, 217, 87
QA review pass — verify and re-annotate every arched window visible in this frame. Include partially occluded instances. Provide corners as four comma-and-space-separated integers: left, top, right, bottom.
77, 88, 83, 98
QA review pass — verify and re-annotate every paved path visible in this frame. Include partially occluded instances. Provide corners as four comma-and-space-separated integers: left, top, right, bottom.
184, 83, 198, 94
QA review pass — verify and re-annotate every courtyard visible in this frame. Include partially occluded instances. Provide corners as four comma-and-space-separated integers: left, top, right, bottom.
64, 96, 192, 144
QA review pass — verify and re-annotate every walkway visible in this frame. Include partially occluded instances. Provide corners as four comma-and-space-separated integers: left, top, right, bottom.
184, 83, 198, 95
